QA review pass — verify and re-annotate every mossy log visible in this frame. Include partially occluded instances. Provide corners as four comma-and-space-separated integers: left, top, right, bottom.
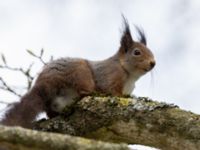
0, 125, 128, 150
35, 96, 200, 150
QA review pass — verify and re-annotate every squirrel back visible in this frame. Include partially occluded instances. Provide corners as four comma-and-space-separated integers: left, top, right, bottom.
1, 16, 155, 128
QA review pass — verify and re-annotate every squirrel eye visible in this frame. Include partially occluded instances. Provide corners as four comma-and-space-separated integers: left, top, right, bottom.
132, 48, 141, 56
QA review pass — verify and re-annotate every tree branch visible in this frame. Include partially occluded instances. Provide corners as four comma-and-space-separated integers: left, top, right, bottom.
26, 49, 47, 65
0, 50, 54, 99
35, 96, 200, 150
0, 77, 22, 97
0, 125, 129, 150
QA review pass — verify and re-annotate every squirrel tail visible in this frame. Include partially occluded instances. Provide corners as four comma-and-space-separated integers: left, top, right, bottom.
1, 88, 44, 128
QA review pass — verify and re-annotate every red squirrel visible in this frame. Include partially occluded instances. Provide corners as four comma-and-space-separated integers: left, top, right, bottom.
1, 16, 155, 128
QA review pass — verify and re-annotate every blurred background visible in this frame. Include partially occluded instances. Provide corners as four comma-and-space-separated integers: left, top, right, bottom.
0, 0, 200, 118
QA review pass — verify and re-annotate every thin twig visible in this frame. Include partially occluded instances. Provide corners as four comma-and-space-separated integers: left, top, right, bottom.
33, 55, 46, 65
0, 77, 22, 97
0, 101, 11, 105
0, 49, 52, 102
0, 65, 34, 80
26, 49, 47, 65
25, 63, 34, 90
0, 63, 34, 90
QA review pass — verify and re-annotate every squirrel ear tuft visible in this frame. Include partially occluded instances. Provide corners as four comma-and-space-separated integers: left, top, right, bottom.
120, 15, 133, 53
135, 25, 147, 45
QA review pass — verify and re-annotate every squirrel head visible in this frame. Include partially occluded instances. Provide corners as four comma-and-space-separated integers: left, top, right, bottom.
118, 16, 155, 77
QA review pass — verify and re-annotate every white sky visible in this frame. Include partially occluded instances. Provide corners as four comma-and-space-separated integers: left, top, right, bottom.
0, 0, 200, 115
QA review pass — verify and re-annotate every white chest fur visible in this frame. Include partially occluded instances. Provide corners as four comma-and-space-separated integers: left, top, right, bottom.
122, 75, 138, 95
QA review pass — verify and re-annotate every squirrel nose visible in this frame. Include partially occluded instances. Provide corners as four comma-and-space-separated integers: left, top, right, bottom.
150, 60, 156, 69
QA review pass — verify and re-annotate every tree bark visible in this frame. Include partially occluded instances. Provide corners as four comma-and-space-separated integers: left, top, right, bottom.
35, 96, 200, 150
0, 125, 128, 150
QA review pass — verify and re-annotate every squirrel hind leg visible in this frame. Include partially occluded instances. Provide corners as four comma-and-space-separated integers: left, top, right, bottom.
49, 88, 79, 115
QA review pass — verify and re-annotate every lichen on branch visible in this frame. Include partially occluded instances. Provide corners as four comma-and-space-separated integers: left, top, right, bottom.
0, 125, 128, 150
35, 96, 200, 150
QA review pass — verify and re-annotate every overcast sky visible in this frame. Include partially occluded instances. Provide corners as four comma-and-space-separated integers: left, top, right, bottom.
0, 0, 200, 116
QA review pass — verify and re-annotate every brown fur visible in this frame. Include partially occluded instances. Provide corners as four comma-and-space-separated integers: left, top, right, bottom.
1, 87, 44, 128
1, 16, 155, 128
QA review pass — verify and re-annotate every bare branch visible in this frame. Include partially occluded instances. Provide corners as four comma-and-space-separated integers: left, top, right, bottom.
0, 64, 34, 90
0, 77, 22, 97
50, 56, 54, 61
1, 53, 7, 65
0, 65, 34, 79
26, 49, 47, 65
0, 101, 11, 105
40, 48, 44, 57
0, 50, 52, 106
26, 63, 34, 90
